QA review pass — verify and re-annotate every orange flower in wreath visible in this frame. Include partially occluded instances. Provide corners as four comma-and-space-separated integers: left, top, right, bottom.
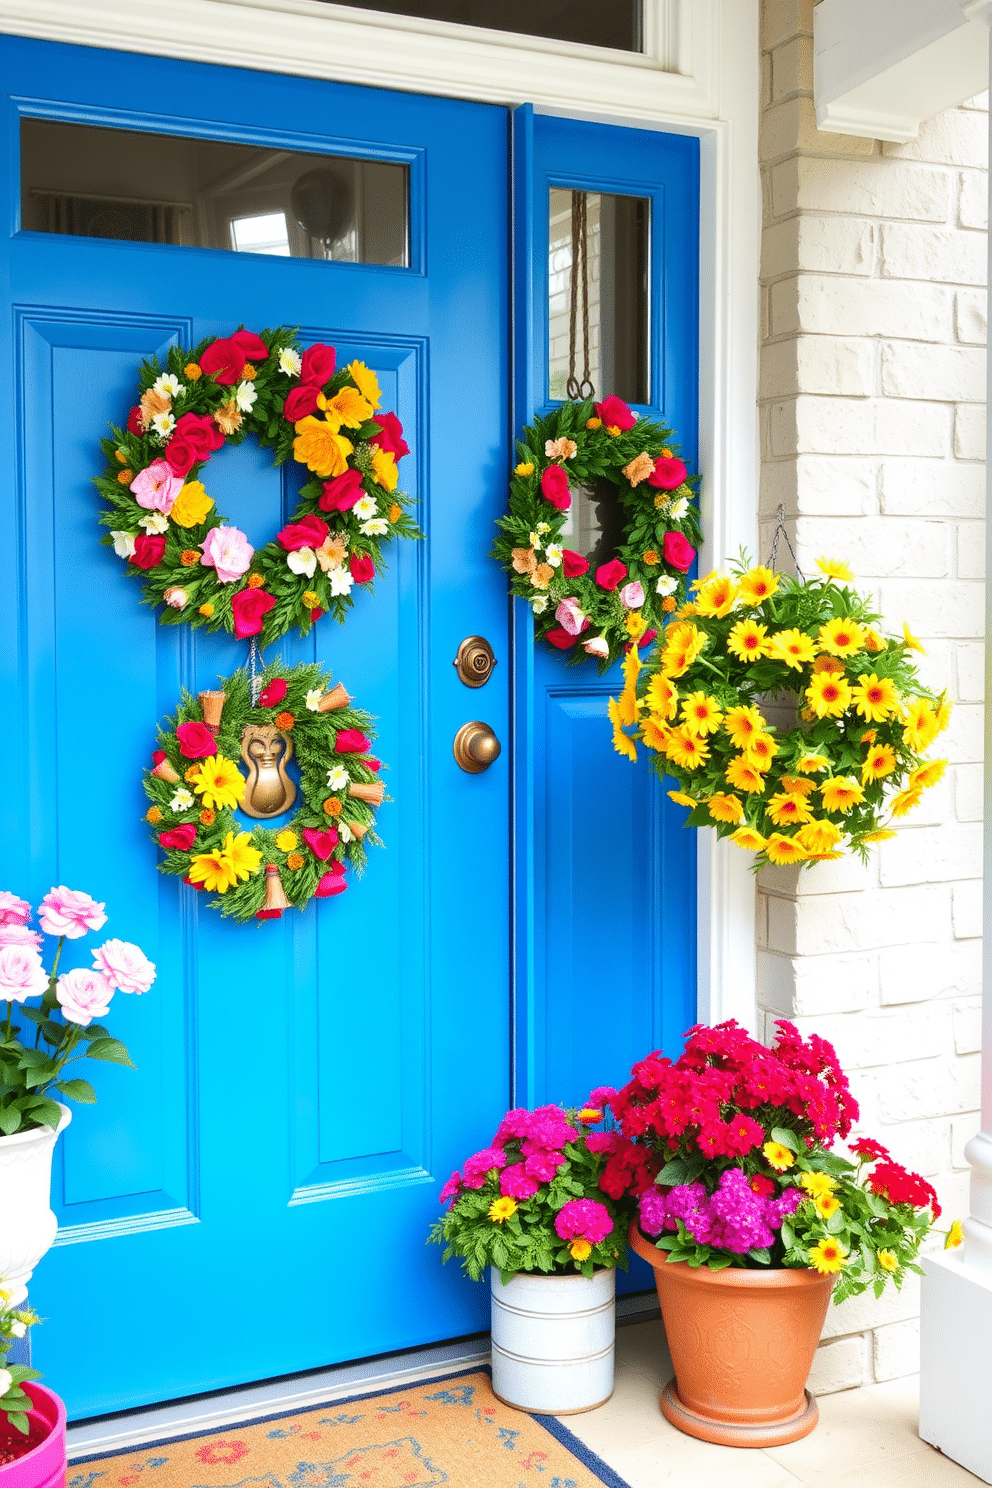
275, 711, 295, 730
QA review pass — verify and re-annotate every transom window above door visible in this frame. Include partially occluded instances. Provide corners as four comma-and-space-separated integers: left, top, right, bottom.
317, 0, 641, 51
19, 118, 410, 265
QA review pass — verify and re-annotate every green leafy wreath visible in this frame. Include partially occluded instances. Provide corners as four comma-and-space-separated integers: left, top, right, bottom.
492, 394, 701, 668
143, 660, 386, 922
96, 326, 421, 646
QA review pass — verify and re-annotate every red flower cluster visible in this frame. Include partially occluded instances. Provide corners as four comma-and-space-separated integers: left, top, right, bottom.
868, 1159, 941, 1218
611, 1019, 859, 1162
586, 1130, 657, 1201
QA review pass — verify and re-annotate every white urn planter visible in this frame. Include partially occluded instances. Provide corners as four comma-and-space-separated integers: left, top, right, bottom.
0, 1105, 70, 1305
489, 1266, 616, 1414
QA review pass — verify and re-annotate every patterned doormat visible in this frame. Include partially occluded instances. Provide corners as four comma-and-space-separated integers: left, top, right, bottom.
69, 1369, 631, 1488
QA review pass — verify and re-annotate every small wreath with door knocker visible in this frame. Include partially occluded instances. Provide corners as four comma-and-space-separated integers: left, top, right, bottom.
96, 326, 421, 645
492, 395, 701, 669
143, 661, 386, 922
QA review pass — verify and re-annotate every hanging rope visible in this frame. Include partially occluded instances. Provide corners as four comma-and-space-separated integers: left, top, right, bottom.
766, 502, 805, 582
247, 638, 263, 705
566, 191, 595, 400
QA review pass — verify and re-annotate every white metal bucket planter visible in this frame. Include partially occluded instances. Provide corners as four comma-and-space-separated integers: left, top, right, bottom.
0, 1106, 70, 1306
490, 1267, 615, 1414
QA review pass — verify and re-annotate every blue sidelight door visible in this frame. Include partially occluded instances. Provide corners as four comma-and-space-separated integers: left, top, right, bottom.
0, 37, 511, 1417
511, 111, 698, 1296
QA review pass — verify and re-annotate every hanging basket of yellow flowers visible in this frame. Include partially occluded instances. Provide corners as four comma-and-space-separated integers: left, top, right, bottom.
609, 554, 950, 868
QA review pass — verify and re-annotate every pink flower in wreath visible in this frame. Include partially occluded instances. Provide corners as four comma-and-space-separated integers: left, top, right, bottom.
554, 598, 587, 637
0, 893, 31, 927
55, 967, 114, 1026
583, 637, 609, 659
619, 580, 645, 609
194, 1441, 249, 1467
201, 525, 254, 584
130, 460, 183, 514
554, 1198, 614, 1245
39, 887, 107, 939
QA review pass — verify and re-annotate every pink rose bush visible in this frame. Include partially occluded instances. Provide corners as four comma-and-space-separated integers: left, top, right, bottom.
428, 1103, 640, 1282
0, 887, 154, 1135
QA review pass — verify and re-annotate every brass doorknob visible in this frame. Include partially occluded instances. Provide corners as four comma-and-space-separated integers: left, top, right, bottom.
453, 720, 501, 773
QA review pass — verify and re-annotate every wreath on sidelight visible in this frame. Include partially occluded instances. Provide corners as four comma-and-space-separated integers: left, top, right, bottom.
143, 661, 386, 922
609, 556, 951, 870
492, 394, 701, 668
96, 326, 421, 646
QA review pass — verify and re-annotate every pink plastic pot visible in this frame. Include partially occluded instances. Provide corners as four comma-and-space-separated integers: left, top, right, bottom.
0, 1384, 66, 1488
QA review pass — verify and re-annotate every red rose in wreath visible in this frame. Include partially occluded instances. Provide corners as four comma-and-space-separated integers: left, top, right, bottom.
159, 824, 197, 851
177, 721, 217, 759
163, 435, 198, 478
198, 338, 246, 386
320, 469, 365, 512
232, 587, 277, 639
350, 553, 375, 584
648, 456, 688, 490
596, 559, 627, 591
230, 328, 269, 361
173, 412, 225, 459
595, 395, 637, 432
663, 531, 696, 573
131, 534, 165, 569
277, 514, 328, 551
283, 385, 321, 423
562, 550, 589, 577
258, 678, 287, 708
370, 412, 410, 460
314, 864, 347, 897
300, 343, 336, 386
547, 627, 578, 649
302, 827, 339, 861
335, 729, 371, 754
541, 466, 571, 511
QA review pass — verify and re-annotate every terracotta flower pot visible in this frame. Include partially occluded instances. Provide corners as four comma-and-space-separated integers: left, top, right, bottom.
0, 1383, 66, 1488
630, 1220, 834, 1448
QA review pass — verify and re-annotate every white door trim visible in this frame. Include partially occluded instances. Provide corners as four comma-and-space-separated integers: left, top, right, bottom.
0, 0, 760, 1030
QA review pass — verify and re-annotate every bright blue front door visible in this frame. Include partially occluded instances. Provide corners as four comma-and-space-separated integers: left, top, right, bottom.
0, 37, 510, 1417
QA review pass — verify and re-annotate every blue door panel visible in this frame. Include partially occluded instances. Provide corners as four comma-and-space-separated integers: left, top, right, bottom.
0, 36, 509, 1416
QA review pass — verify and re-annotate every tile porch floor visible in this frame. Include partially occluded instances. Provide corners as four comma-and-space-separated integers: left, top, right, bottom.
561, 1321, 983, 1487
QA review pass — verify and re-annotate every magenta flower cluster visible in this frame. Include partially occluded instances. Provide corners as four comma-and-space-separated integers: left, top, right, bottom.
439, 1104, 580, 1207
638, 1169, 802, 1254
554, 1198, 614, 1245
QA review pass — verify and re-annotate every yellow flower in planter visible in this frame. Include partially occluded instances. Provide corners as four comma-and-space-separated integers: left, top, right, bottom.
668, 789, 698, 808
817, 617, 865, 656
730, 826, 767, 852
861, 744, 897, 784
768, 628, 816, 670
724, 704, 766, 749
680, 691, 723, 736
903, 697, 939, 751
666, 728, 710, 772
726, 618, 769, 663
806, 672, 852, 719
796, 819, 842, 856
808, 1238, 848, 1275
488, 1197, 517, 1224
767, 793, 813, 829
890, 785, 923, 818
763, 1140, 795, 1172
910, 758, 947, 791
814, 1193, 842, 1220
820, 776, 864, 814
877, 1249, 899, 1273
816, 557, 854, 582
569, 1239, 592, 1261
706, 794, 744, 825
945, 1220, 964, 1249
795, 752, 830, 774
800, 1172, 836, 1199
745, 732, 779, 772
736, 565, 778, 606
764, 833, 808, 866
851, 672, 900, 723
725, 756, 765, 795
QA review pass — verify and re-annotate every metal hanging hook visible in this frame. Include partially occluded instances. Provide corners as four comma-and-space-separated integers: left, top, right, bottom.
766, 502, 805, 582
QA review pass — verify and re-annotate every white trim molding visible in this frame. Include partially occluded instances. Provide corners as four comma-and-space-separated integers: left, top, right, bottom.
0, 0, 760, 1028
815, 0, 990, 142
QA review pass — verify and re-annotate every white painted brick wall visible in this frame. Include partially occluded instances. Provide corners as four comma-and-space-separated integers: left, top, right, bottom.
757, 0, 985, 1394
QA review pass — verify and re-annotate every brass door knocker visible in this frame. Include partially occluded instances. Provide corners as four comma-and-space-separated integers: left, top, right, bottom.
239, 725, 297, 818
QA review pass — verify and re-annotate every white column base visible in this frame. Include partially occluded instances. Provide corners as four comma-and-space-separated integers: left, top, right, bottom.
920, 1250, 992, 1484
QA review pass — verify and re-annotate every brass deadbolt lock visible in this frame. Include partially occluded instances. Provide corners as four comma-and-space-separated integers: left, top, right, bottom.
453, 635, 497, 688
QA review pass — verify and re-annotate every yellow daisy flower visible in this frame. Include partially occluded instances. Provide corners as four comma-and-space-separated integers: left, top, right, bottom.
935, 694, 952, 732
862, 626, 885, 652
668, 789, 698, 808
680, 691, 724, 736
321, 385, 374, 431
736, 565, 779, 606
222, 830, 263, 883
569, 1239, 593, 1261
877, 1248, 899, 1273
768, 628, 817, 670
902, 697, 939, 751
796, 819, 843, 855
488, 1197, 518, 1223
814, 1193, 842, 1219
945, 1220, 964, 1249
820, 776, 865, 814
514, 462, 535, 476
763, 1140, 795, 1172
910, 759, 947, 791
275, 830, 298, 852
764, 833, 808, 865
851, 673, 900, 722
725, 756, 766, 794
808, 1238, 848, 1275
731, 826, 767, 852
695, 573, 738, 618
800, 1172, 836, 1198
727, 618, 770, 664
641, 717, 674, 752
746, 732, 779, 772
858, 827, 897, 843
861, 744, 897, 784
816, 557, 854, 582
806, 672, 853, 719
188, 847, 238, 894
192, 754, 244, 811
796, 752, 830, 774
347, 359, 382, 408
607, 697, 638, 762
723, 704, 767, 749
666, 728, 711, 772
780, 776, 817, 797
902, 622, 924, 653
890, 785, 923, 818
817, 617, 865, 656
767, 792, 814, 828
646, 674, 679, 720
706, 793, 745, 824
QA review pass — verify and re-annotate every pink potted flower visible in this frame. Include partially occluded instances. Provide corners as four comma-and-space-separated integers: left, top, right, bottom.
428, 1100, 643, 1414
0, 1292, 65, 1488
0, 889, 155, 1307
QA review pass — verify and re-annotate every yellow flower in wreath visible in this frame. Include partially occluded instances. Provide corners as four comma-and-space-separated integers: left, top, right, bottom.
370, 447, 399, 492
170, 480, 214, 528
223, 831, 263, 883
347, 360, 382, 408
192, 754, 244, 811
321, 386, 373, 430
275, 830, 298, 852
188, 847, 238, 894
293, 417, 354, 477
